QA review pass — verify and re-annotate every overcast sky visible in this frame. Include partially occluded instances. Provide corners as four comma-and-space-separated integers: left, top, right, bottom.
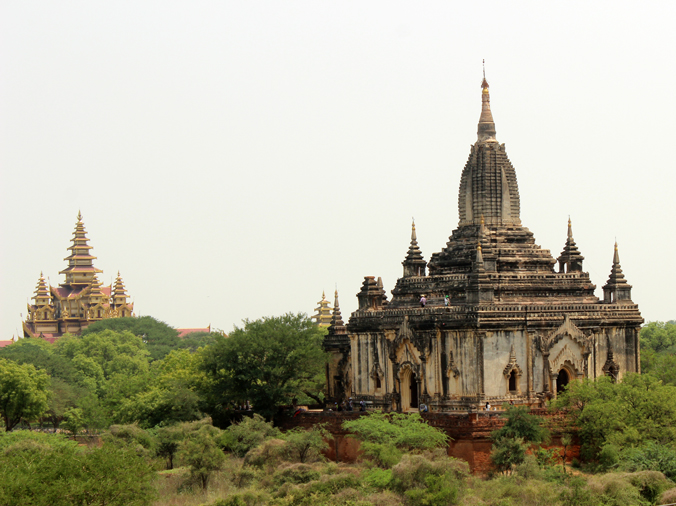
1, 1, 675, 338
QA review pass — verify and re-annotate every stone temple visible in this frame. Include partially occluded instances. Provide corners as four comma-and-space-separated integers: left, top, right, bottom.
324, 76, 643, 412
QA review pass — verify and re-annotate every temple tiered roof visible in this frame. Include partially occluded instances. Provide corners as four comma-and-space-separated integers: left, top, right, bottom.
311, 291, 333, 326
59, 211, 103, 287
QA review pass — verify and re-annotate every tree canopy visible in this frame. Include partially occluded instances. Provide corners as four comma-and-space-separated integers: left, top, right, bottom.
0, 358, 50, 431
81, 316, 180, 361
200, 313, 328, 421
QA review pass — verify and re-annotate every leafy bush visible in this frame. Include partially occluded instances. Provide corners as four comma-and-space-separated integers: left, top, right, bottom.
343, 412, 449, 468
107, 423, 157, 454
0, 434, 156, 506
620, 441, 676, 480
180, 426, 226, 491
219, 414, 281, 457
273, 463, 321, 485
284, 425, 329, 463
492, 406, 549, 444
243, 438, 287, 469
491, 436, 528, 471
362, 468, 394, 489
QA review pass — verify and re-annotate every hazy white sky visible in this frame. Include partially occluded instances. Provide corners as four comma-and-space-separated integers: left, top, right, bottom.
2, 1, 675, 338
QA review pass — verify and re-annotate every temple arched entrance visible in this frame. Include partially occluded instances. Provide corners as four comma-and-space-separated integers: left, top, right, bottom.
556, 368, 570, 393
400, 367, 419, 410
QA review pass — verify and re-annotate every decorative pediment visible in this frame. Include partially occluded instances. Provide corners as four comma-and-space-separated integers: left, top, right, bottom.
546, 315, 589, 350
370, 362, 384, 381
503, 345, 523, 377
395, 360, 421, 381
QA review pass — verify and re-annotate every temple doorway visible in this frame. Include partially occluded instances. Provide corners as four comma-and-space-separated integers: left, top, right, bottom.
557, 369, 570, 393
410, 373, 419, 408
400, 367, 419, 410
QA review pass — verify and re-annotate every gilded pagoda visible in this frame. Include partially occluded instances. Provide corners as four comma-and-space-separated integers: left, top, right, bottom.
311, 291, 333, 327
324, 74, 643, 411
23, 212, 134, 340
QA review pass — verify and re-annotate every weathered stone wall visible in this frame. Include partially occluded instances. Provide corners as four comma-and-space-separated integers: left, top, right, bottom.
278, 410, 580, 474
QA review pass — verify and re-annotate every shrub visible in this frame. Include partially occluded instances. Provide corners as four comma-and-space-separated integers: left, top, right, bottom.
492, 406, 549, 444
108, 423, 157, 453
243, 438, 287, 469
491, 436, 528, 472
273, 463, 321, 486
219, 414, 281, 457
283, 425, 329, 463
620, 441, 676, 480
208, 490, 271, 506
390, 453, 467, 493
181, 428, 226, 491
343, 412, 449, 468
362, 468, 394, 489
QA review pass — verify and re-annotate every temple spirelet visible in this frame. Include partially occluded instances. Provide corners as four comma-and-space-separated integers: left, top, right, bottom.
323, 74, 643, 412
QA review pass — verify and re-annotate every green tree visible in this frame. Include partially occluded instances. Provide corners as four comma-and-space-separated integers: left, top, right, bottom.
115, 349, 205, 428
62, 407, 85, 440
640, 321, 676, 353
218, 413, 282, 457
200, 313, 328, 420
343, 412, 450, 468
180, 425, 226, 490
81, 315, 180, 361
491, 406, 549, 444
0, 358, 50, 431
554, 374, 676, 460
284, 425, 329, 463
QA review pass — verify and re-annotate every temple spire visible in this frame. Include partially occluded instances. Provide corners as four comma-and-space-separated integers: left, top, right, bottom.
557, 218, 585, 273
402, 220, 427, 277
602, 242, 633, 304
111, 272, 133, 317
328, 289, 346, 335
59, 212, 102, 287
478, 64, 497, 142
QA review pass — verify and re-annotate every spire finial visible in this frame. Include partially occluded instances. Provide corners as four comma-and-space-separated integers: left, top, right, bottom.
478, 64, 496, 141
77, 210, 82, 221
483, 59, 485, 80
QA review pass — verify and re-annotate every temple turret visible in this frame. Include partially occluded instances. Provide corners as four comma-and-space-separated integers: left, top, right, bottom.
402, 220, 427, 277
311, 291, 333, 326
32, 272, 51, 307
26, 272, 55, 324
357, 276, 388, 310
602, 242, 633, 304
327, 290, 346, 335
59, 212, 102, 287
557, 218, 585, 273
111, 272, 133, 317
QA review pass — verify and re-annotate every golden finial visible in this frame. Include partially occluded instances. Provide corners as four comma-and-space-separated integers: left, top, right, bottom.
77, 210, 82, 221
322, 290, 326, 300
480, 215, 485, 226
481, 60, 489, 91
477, 241, 482, 252
614, 241, 618, 251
